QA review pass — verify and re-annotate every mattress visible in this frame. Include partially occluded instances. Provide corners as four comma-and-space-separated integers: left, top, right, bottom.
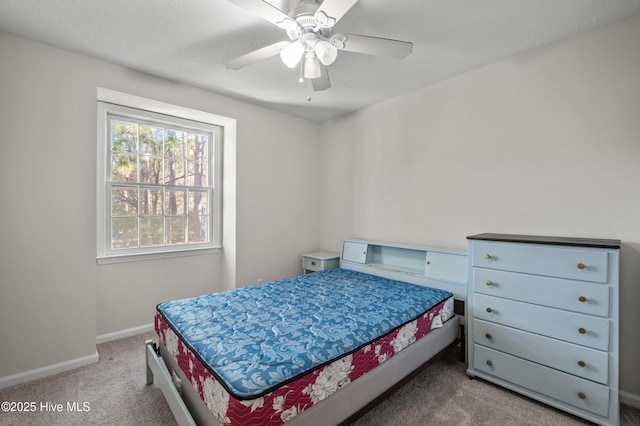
155, 268, 454, 425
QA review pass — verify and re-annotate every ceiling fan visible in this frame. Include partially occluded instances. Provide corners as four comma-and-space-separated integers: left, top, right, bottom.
225, 0, 413, 91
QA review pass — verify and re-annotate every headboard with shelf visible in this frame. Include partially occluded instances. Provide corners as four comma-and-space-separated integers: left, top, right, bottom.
340, 239, 468, 301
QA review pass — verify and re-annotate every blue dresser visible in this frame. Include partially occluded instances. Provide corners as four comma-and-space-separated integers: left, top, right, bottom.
466, 233, 620, 426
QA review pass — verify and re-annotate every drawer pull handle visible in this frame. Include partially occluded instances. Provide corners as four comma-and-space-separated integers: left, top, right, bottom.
486, 360, 493, 366
311, 261, 317, 266
577, 262, 586, 270
486, 307, 493, 313
485, 280, 493, 286
578, 327, 587, 334
578, 296, 587, 303
578, 360, 586, 367
485, 333, 492, 339
578, 392, 586, 400
484, 254, 492, 260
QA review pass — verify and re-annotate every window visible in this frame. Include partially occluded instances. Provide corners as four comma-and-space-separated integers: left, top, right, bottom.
97, 95, 224, 263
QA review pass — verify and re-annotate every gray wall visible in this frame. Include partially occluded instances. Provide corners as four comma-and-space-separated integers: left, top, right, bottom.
0, 31, 322, 379
319, 15, 640, 398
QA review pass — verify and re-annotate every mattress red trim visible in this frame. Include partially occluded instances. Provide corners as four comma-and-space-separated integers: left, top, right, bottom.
155, 296, 453, 425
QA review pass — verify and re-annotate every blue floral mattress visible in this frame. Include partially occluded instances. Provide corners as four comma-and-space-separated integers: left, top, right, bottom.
156, 268, 453, 400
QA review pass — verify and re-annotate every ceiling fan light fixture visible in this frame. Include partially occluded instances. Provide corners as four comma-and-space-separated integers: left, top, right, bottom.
303, 53, 322, 79
314, 40, 338, 66
280, 41, 304, 68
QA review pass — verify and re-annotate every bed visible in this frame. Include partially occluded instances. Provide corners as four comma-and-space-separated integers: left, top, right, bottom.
146, 239, 467, 425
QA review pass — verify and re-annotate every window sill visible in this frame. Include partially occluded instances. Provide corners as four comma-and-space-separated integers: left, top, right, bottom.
96, 247, 221, 265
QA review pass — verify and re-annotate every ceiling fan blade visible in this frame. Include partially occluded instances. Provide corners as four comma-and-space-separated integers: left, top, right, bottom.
312, 65, 331, 91
226, 0, 299, 30
314, 0, 358, 27
333, 33, 413, 59
225, 42, 287, 70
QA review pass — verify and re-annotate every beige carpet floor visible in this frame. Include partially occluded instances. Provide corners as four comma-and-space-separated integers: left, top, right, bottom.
0, 331, 638, 425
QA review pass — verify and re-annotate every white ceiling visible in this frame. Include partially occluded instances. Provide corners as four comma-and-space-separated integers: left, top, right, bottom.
1, 0, 639, 121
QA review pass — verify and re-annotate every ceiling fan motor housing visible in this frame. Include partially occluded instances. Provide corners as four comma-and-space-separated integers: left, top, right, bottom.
285, 1, 332, 41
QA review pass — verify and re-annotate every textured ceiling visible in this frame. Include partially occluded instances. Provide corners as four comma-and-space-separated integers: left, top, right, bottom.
1, 0, 639, 121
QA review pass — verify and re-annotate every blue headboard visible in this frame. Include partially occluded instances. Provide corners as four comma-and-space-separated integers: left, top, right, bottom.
340, 239, 467, 301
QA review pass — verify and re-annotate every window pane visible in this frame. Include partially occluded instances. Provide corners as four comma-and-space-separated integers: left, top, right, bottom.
112, 187, 138, 216
164, 130, 186, 158
188, 215, 209, 243
140, 217, 164, 247
166, 217, 186, 245
111, 120, 138, 154
188, 190, 208, 243
188, 190, 208, 215
187, 161, 208, 187
164, 130, 186, 186
187, 134, 208, 162
166, 190, 186, 216
111, 154, 137, 183
112, 217, 138, 249
139, 125, 164, 156
140, 156, 163, 185
165, 158, 185, 186
140, 188, 163, 215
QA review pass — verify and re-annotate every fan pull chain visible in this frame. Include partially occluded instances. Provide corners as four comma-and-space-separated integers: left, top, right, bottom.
298, 61, 304, 83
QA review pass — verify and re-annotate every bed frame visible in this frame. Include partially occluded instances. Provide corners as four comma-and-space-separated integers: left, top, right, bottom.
146, 239, 468, 425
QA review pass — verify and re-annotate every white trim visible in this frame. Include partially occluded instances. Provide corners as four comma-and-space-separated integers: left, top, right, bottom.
620, 390, 640, 409
96, 247, 220, 265
96, 323, 155, 344
0, 352, 98, 390
97, 88, 236, 127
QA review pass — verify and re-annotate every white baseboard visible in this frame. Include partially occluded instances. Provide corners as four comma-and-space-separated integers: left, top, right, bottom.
96, 323, 154, 344
0, 324, 154, 390
0, 352, 99, 390
621, 390, 640, 409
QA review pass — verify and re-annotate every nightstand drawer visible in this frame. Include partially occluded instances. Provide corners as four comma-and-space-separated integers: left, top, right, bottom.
473, 268, 610, 317
474, 345, 610, 417
474, 294, 610, 351
471, 242, 609, 283
474, 320, 608, 384
303, 257, 324, 271
302, 252, 340, 273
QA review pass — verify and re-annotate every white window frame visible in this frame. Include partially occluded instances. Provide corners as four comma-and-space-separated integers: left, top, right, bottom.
96, 89, 231, 264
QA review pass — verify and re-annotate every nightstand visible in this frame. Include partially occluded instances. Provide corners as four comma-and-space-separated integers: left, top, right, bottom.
301, 252, 340, 274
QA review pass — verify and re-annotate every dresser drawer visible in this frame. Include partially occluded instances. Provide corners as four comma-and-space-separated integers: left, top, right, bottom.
471, 241, 609, 283
474, 345, 610, 417
474, 294, 610, 351
473, 268, 610, 317
474, 320, 609, 384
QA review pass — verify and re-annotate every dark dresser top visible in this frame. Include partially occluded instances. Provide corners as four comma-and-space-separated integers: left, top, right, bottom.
467, 233, 621, 249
